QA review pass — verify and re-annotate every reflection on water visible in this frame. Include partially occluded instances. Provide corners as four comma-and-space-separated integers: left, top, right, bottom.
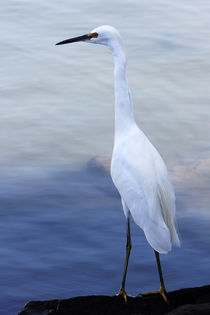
1, 0, 210, 313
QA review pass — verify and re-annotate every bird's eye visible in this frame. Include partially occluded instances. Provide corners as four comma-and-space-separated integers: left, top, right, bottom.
88, 32, 98, 39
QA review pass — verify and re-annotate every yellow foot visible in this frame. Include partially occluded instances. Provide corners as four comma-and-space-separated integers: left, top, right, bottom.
116, 288, 132, 303
141, 286, 168, 303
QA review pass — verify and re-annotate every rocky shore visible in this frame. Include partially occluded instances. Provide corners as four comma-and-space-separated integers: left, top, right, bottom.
18, 285, 210, 315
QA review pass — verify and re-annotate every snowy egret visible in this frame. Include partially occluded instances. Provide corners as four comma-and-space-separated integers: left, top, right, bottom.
56, 25, 180, 303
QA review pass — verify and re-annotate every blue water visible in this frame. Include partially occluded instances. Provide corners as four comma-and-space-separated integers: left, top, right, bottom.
1, 0, 210, 313
1, 161, 210, 314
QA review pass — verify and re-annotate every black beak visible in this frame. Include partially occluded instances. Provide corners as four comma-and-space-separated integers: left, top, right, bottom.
56, 34, 90, 45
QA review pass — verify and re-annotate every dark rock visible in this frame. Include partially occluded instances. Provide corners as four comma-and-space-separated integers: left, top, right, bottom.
17, 285, 210, 315
167, 303, 210, 315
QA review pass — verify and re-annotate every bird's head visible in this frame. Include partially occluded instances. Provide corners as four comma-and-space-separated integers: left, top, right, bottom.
56, 25, 123, 49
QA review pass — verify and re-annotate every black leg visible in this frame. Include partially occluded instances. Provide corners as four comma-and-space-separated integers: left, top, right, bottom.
116, 214, 132, 302
141, 250, 167, 303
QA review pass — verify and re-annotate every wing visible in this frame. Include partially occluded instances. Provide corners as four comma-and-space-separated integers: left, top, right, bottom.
113, 165, 172, 254
111, 125, 180, 253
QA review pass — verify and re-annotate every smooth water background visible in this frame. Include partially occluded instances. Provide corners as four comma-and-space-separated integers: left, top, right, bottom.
1, 1, 210, 314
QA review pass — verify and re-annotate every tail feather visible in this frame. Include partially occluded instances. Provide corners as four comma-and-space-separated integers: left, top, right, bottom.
144, 219, 171, 254
157, 182, 180, 247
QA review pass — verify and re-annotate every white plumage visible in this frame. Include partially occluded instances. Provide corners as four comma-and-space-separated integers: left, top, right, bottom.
111, 124, 180, 253
56, 24, 180, 302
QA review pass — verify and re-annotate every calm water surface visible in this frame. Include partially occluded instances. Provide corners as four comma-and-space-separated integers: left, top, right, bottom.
1, 0, 210, 314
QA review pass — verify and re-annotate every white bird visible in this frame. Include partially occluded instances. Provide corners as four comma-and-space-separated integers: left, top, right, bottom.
56, 25, 180, 303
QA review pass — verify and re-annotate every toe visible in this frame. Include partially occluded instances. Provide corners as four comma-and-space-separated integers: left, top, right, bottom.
116, 288, 128, 303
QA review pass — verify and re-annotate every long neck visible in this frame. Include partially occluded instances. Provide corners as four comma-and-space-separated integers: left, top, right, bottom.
109, 40, 135, 137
